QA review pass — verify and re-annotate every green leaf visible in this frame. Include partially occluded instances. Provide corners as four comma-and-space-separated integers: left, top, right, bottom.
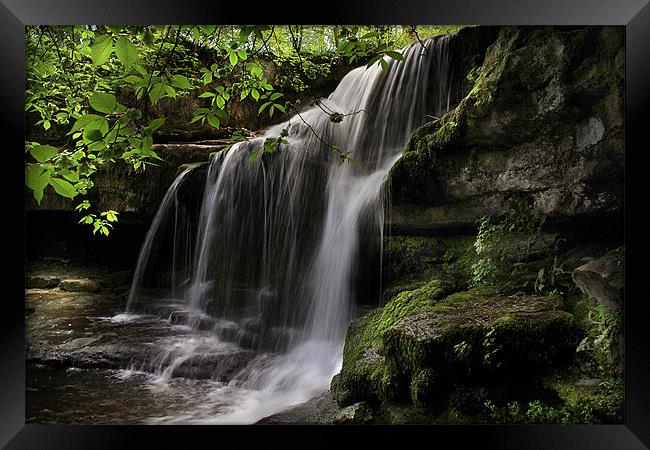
83, 127, 104, 143
148, 117, 166, 131
49, 177, 77, 199
128, 137, 142, 149
229, 52, 238, 67
379, 58, 389, 72
30, 145, 58, 163
361, 31, 380, 39
164, 85, 177, 98
207, 114, 220, 129
216, 96, 225, 108
270, 92, 283, 101
149, 83, 165, 105
170, 74, 192, 89
199, 92, 216, 98
258, 101, 271, 115
91, 35, 113, 66
115, 36, 138, 68
385, 50, 404, 61
75, 200, 91, 212
200, 25, 216, 35
89, 92, 117, 114
251, 89, 260, 101
142, 135, 153, 153
366, 54, 383, 68
25, 165, 51, 204
135, 64, 148, 76
69, 114, 106, 135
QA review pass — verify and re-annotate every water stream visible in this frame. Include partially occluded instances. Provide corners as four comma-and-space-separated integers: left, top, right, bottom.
121, 35, 452, 424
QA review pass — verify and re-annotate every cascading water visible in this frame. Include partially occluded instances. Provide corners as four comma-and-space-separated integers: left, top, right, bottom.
123, 35, 452, 423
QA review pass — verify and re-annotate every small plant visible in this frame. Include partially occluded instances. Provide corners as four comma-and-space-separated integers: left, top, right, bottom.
482, 327, 502, 368
453, 340, 471, 360
576, 304, 624, 376
469, 208, 547, 289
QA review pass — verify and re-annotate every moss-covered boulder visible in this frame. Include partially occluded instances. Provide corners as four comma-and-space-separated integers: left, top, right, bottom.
333, 280, 582, 410
332, 279, 456, 406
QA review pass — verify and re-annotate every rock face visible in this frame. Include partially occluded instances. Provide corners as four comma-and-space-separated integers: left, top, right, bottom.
332, 281, 582, 409
389, 26, 624, 233
572, 246, 624, 309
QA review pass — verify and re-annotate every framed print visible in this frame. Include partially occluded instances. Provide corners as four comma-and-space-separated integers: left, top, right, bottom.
3, 0, 648, 448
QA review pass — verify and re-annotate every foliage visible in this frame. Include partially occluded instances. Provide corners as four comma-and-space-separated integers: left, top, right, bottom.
26, 25, 466, 235
576, 302, 624, 376
483, 374, 624, 424
469, 208, 547, 288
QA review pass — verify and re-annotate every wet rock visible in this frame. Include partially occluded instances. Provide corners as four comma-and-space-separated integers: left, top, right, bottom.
62, 337, 101, 350
26, 275, 61, 289
333, 401, 373, 424
59, 278, 101, 293
572, 246, 624, 309
171, 350, 255, 381
257, 391, 342, 424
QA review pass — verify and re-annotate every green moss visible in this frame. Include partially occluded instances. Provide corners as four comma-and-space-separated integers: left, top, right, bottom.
383, 235, 439, 283
409, 368, 437, 408
335, 279, 455, 406
382, 235, 474, 298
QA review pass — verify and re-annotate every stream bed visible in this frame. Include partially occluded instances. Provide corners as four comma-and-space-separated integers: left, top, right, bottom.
25, 287, 340, 424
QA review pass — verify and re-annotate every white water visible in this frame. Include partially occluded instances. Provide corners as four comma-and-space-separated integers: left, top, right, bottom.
125, 36, 452, 423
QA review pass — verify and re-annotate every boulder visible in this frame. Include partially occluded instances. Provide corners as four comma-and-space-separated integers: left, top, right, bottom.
333, 280, 582, 409
572, 246, 624, 309
25, 275, 60, 289
59, 278, 101, 293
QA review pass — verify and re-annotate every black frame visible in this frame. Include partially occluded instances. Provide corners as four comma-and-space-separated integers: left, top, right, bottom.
4, 0, 648, 448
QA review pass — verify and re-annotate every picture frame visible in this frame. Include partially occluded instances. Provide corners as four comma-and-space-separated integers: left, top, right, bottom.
4, 0, 647, 447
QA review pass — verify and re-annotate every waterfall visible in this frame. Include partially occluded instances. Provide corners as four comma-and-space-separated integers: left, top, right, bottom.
125, 35, 452, 423
126, 167, 194, 313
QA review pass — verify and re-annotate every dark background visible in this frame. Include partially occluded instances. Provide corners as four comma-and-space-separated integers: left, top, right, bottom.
3, 0, 648, 448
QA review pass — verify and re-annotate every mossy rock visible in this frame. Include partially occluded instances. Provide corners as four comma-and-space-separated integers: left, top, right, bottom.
381, 235, 474, 299
384, 290, 583, 408
333, 279, 456, 406
334, 280, 583, 411
388, 26, 623, 231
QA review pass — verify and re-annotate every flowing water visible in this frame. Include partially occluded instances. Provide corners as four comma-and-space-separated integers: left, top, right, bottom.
115, 36, 453, 424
